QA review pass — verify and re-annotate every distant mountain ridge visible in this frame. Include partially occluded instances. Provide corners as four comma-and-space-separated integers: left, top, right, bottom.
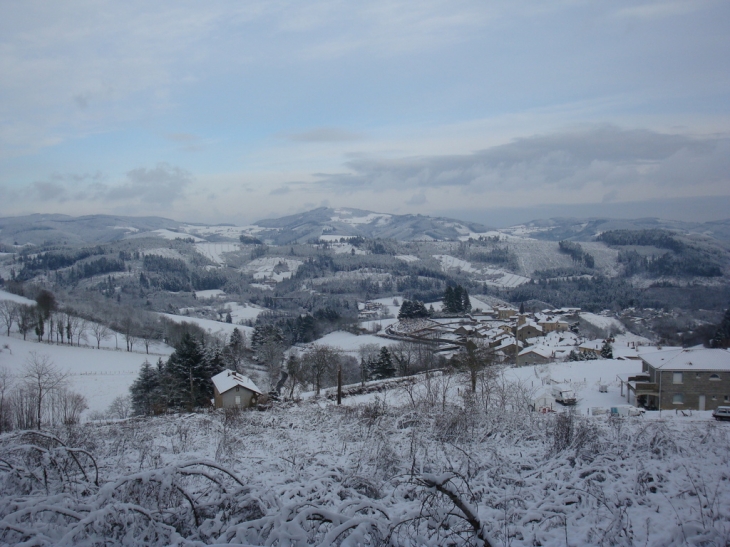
253, 207, 493, 244
1, 208, 729, 246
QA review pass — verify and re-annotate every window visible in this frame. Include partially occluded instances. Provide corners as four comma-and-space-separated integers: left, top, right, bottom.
673, 372, 683, 384
725, 395, 729, 402
712, 395, 717, 401
709, 374, 720, 381
672, 393, 684, 404
235, 396, 241, 405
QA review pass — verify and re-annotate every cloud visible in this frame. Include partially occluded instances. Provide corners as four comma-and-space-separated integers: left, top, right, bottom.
269, 185, 291, 195
284, 127, 364, 143
312, 125, 730, 196
105, 164, 192, 205
406, 190, 427, 205
32, 181, 68, 202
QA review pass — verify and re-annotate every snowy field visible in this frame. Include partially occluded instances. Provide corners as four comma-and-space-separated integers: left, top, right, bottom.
433, 255, 531, 288
0, 288, 35, 305
243, 257, 303, 282
194, 242, 240, 265
297, 330, 399, 355
150, 229, 205, 242
159, 313, 254, 340
0, 334, 161, 414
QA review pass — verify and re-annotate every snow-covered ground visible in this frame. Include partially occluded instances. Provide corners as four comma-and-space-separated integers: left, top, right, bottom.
150, 229, 205, 242
2, 361, 727, 547
395, 254, 419, 262
221, 301, 266, 323
193, 242, 239, 264
433, 255, 531, 288
296, 330, 398, 355
159, 313, 253, 340
0, 334, 162, 414
193, 289, 226, 299
0, 288, 36, 305
243, 257, 303, 282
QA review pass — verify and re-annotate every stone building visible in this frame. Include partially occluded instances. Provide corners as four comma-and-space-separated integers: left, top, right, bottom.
628, 348, 730, 411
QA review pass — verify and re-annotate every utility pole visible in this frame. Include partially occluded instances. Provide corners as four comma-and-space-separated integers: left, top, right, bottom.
337, 364, 342, 405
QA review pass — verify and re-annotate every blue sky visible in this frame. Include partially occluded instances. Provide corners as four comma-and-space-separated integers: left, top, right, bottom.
1, 0, 729, 225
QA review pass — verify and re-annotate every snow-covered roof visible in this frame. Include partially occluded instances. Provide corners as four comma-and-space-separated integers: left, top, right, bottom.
211, 370, 262, 395
519, 346, 554, 358
518, 321, 542, 332
641, 348, 730, 372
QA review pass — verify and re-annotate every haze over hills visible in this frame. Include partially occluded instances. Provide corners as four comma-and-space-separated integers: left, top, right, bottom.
2, 207, 730, 247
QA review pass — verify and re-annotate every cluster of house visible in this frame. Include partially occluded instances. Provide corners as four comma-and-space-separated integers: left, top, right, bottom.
383, 305, 612, 364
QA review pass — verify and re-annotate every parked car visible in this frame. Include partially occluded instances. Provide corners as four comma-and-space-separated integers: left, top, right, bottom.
712, 406, 730, 421
551, 386, 577, 405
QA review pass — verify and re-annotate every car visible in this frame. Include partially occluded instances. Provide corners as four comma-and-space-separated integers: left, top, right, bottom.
551, 386, 577, 405
712, 406, 730, 421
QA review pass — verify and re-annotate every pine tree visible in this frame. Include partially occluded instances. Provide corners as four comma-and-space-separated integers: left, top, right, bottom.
443, 286, 456, 313
710, 307, 730, 348
130, 360, 161, 415
370, 347, 396, 379
165, 333, 214, 410
600, 340, 613, 359
462, 290, 471, 313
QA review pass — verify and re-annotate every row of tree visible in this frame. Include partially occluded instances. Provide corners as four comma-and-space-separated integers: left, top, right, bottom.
0, 353, 87, 433
443, 285, 471, 314
558, 240, 595, 269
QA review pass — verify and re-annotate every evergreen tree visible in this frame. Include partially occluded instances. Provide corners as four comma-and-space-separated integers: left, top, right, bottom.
443, 285, 470, 314
370, 346, 396, 379
443, 286, 456, 313
398, 299, 429, 319
130, 360, 161, 415
519, 302, 525, 315
251, 324, 284, 350
600, 340, 613, 359
461, 289, 471, 313
710, 307, 730, 348
165, 333, 218, 410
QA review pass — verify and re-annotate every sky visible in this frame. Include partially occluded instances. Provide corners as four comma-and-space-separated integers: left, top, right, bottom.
1, 0, 729, 227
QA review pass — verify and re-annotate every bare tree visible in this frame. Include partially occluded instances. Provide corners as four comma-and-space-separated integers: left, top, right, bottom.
457, 337, 497, 393
120, 315, 139, 352
90, 321, 111, 349
54, 388, 88, 425
139, 319, 161, 354
389, 340, 422, 376
302, 344, 340, 396
17, 304, 36, 341
258, 340, 284, 390
22, 352, 68, 430
75, 318, 89, 347
107, 395, 133, 419
0, 365, 13, 433
65, 314, 82, 346
0, 300, 17, 336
